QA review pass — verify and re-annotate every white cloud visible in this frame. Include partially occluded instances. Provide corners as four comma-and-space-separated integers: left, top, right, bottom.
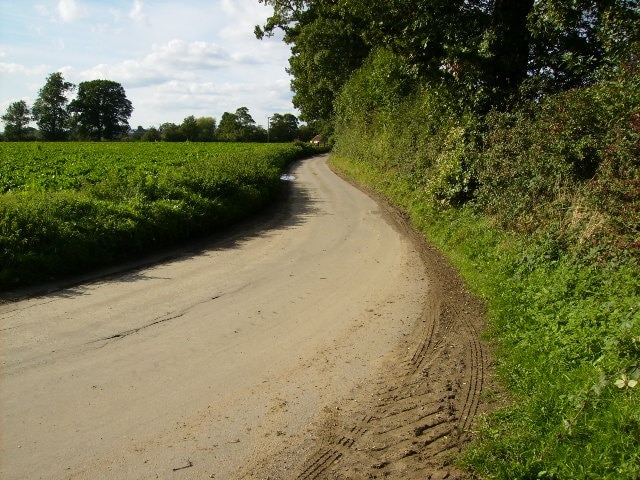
57, 0, 85, 23
109, 8, 123, 23
131, 77, 293, 125
78, 40, 240, 87
150, 40, 230, 69
34, 4, 53, 20
129, 0, 149, 25
1, 0, 295, 129
92, 23, 109, 34
0, 62, 48, 75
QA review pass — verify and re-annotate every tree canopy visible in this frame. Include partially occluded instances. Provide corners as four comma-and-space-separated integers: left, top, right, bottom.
268, 113, 299, 142
32, 72, 75, 140
257, 0, 640, 118
216, 107, 265, 142
1, 100, 32, 141
69, 80, 133, 140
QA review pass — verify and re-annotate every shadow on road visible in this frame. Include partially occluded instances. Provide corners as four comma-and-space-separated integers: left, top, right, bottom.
0, 157, 324, 303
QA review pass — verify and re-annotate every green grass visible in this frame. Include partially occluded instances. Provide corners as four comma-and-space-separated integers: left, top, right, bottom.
330, 154, 640, 480
327, 45, 639, 480
0, 142, 317, 289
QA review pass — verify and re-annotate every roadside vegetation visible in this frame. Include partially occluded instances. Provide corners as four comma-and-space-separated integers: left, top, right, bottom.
0, 142, 322, 289
330, 68, 639, 475
258, 1, 639, 478
331, 60, 639, 480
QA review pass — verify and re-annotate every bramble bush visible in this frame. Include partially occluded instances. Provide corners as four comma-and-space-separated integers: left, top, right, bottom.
477, 65, 640, 258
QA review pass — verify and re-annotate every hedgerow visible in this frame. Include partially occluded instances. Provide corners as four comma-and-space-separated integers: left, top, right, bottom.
332, 49, 639, 478
0, 142, 317, 288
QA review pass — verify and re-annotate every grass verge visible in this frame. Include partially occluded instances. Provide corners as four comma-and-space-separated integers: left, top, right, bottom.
330, 154, 640, 479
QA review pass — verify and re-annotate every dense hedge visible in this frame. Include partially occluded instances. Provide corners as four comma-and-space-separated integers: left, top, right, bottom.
333, 49, 639, 478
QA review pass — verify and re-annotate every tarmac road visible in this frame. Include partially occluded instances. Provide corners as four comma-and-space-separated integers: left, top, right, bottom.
0, 154, 431, 479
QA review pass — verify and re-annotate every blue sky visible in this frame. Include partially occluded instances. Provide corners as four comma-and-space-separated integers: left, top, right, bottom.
0, 0, 294, 128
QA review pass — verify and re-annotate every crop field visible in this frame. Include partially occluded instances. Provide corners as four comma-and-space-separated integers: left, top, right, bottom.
0, 142, 315, 289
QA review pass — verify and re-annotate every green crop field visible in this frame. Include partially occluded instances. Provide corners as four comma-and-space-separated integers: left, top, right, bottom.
0, 142, 317, 289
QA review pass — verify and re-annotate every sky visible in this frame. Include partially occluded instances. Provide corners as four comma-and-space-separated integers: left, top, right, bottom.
0, 0, 294, 129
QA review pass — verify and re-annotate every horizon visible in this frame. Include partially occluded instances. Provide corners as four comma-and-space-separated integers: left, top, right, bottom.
0, 0, 296, 129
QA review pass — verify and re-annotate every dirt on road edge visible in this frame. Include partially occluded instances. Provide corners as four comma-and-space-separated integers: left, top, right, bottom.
238, 163, 502, 479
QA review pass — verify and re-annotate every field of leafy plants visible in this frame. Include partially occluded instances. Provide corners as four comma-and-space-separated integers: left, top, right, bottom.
0, 142, 315, 289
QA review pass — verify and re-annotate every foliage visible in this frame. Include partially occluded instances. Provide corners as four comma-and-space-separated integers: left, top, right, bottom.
287, 14, 370, 122
142, 126, 162, 142
260, 0, 640, 475
216, 107, 266, 142
1, 100, 32, 141
330, 148, 640, 479
268, 113, 299, 142
476, 66, 640, 254
335, 48, 417, 122
194, 116, 217, 142
68, 80, 133, 140
328, 32, 640, 479
180, 115, 200, 141
334, 48, 479, 208
258, 0, 640, 118
526, 0, 640, 94
159, 122, 187, 142
32, 72, 75, 141
256, 0, 371, 123
0, 142, 316, 288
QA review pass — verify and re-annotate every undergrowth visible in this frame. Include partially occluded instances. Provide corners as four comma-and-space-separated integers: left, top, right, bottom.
331, 154, 639, 479
330, 53, 639, 478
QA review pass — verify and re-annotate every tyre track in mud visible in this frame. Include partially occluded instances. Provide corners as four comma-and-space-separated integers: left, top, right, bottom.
292, 284, 487, 479
240, 178, 496, 480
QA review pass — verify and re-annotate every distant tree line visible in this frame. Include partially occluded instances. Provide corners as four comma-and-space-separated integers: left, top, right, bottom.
2, 72, 317, 143
130, 108, 317, 143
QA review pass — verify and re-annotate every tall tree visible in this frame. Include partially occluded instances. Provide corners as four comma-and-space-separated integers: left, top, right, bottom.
216, 111, 243, 142
68, 80, 133, 140
195, 117, 216, 142
159, 122, 185, 142
482, 0, 535, 108
32, 72, 75, 140
142, 127, 161, 142
257, 1, 370, 123
180, 115, 199, 141
527, 0, 640, 93
235, 107, 256, 128
268, 113, 299, 142
1, 100, 31, 141
259, 0, 640, 119
217, 108, 264, 142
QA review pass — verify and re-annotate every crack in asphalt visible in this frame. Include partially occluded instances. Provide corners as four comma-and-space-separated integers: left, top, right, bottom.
92, 294, 222, 344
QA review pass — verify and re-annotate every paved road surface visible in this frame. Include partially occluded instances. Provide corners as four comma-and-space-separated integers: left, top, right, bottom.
1, 154, 429, 479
